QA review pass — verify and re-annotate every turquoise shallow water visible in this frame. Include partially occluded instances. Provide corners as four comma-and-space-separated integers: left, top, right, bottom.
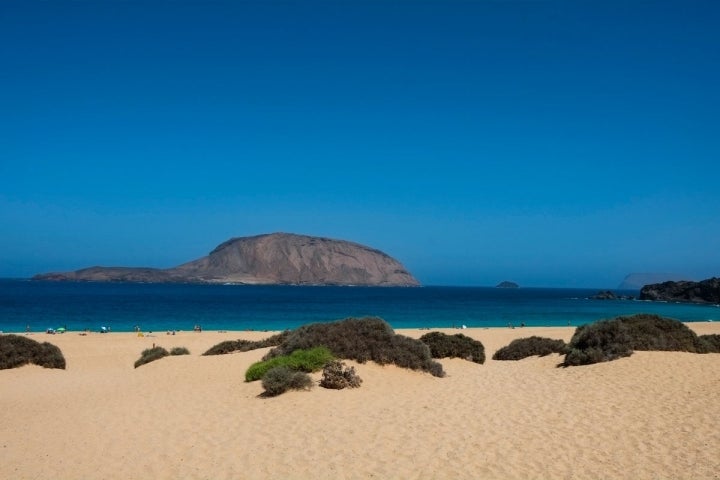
1, 280, 718, 333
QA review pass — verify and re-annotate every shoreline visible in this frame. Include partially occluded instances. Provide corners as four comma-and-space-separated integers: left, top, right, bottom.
2, 323, 720, 479
4, 281, 720, 335
4, 316, 718, 336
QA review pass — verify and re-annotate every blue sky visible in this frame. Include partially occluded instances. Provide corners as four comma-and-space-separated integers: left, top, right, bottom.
2, 0, 719, 287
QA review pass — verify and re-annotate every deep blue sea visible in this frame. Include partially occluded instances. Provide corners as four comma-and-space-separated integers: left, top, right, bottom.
1, 279, 718, 333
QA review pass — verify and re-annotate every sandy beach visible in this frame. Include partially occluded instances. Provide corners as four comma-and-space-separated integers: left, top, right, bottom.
2, 323, 719, 480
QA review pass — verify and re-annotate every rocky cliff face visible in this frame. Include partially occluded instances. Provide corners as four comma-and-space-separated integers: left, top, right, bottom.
33, 233, 420, 286
639, 277, 720, 304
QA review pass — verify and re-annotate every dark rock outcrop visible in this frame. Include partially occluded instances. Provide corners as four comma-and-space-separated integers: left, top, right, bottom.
639, 277, 720, 304
590, 290, 635, 301
33, 233, 420, 286
591, 290, 618, 300
496, 281, 519, 288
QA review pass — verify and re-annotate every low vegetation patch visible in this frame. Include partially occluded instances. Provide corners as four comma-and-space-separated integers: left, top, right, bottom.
563, 314, 710, 366
265, 317, 445, 377
134, 346, 169, 368
0, 334, 66, 370
320, 360, 363, 389
170, 346, 190, 356
493, 336, 567, 361
245, 346, 334, 382
261, 366, 314, 397
202, 331, 290, 356
617, 314, 705, 352
419, 331, 485, 364
699, 334, 720, 353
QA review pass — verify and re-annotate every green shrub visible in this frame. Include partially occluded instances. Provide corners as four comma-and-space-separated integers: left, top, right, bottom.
33, 342, 67, 369
170, 347, 190, 356
420, 331, 486, 364
388, 334, 446, 377
619, 314, 705, 352
203, 339, 255, 355
563, 314, 706, 366
0, 335, 66, 370
134, 346, 169, 368
320, 360, 362, 389
265, 317, 445, 377
202, 331, 290, 355
245, 346, 334, 382
261, 366, 314, 397
493, 336, 567, 361
563, 320, 633, 366
698, 334, 720, 353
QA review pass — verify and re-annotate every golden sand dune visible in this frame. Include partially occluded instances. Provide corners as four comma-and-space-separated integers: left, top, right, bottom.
2, 324, 719, 479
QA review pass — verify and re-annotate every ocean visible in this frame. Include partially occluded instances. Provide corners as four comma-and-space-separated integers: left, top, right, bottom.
1, 279, 718, 334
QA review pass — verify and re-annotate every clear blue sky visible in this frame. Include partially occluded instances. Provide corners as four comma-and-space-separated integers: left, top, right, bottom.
2, 0, 719, 287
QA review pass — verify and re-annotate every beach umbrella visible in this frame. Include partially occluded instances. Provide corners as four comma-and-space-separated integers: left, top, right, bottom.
56, 327, 66, 333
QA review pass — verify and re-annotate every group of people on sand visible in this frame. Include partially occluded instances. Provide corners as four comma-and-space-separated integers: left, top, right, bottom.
23, 324, 200, 336
136, 325, 200, 335
507, 322, 526, 329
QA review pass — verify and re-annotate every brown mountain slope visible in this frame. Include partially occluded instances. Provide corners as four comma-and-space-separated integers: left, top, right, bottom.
33, 233, 420, 286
